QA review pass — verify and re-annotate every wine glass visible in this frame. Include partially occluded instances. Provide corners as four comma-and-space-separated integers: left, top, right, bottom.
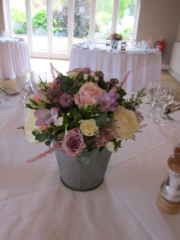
16, 72, 30, 109
146, 81, 159, 118
152, 83, 170, 125
163, 85, 177, 106
30, 70, 47, 94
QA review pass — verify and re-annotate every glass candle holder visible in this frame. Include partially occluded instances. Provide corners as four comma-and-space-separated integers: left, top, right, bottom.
160, 153, 180, 202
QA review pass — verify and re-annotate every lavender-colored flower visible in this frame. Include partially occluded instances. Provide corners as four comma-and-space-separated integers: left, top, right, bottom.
34, 107, 59, 126
135, 111, 144, 123
59, 93, 74, 108
95, 90, 120, 112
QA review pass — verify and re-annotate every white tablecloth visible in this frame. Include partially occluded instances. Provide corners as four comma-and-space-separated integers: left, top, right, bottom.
0, 41, 31, 80
0, 80, 180, 240
69, 46, 162, 93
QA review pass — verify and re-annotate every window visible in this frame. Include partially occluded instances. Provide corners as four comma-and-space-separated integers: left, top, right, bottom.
4, 0, 139, 58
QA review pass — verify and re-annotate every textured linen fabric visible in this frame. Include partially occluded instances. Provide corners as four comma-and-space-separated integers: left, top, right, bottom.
69, 46, 162, 94
0, 41, 31, 80
0, 84, 180, 240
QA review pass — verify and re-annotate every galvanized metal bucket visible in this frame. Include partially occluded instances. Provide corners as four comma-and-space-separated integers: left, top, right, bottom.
54, 147, 112, 191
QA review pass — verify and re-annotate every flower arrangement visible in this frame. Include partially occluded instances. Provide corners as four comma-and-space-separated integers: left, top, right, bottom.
110, 32, 123, 41
18, 65, 145, 163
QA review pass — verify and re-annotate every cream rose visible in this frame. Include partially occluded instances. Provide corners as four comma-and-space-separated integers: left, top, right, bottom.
113, 106, 140, 139
67, 71, 78, 79
79, 119, 99, 136
25, 109, 40, 144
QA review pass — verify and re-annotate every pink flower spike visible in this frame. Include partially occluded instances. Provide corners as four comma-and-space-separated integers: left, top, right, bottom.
119, 71, 130, 87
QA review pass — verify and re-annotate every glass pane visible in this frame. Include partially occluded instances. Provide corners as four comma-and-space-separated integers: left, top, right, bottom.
116, 0, 137, 40
52, 0, 68, 53
31, 0, 48, 52
95, 0, 113, 39
73, 0, 90, 44
10, 0, 28, 42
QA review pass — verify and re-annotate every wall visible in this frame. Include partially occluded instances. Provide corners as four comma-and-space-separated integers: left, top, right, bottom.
177, 22, 180, 42
0, 0, 5, 33
136, 0, 180, 65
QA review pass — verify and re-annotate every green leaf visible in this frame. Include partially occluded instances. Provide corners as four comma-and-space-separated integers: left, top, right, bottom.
25, 104, 33, 109
29, 98, 38, 106
17, 126, 24, 130
38, 103, 46, 108
99, 146, 104, 153
35, 129, 39, 134
96, 113, 111, 128
36, 134, 46, 142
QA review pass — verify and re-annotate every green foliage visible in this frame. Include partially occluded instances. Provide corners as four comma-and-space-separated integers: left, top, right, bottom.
60, 76, 78, 94
120, 27, 133, 39
31, 7, 47, 33
112, 139, 122, 152
124, 88, 145, 111
118, 0, 131, 19
96, 113, 111, 128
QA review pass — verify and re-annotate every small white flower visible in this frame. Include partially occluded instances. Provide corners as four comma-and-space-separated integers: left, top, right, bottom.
91, 72, 95, 77
84, 74, 88, 80
94, 76, 99, 81
52, 112, 58, 122
106, 142, 115, 152
55, 116, 63, 126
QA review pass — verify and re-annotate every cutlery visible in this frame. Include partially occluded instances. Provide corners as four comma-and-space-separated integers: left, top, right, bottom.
0, 86, 20, 96
163, 113, 180, 124
164, 106, 180, 114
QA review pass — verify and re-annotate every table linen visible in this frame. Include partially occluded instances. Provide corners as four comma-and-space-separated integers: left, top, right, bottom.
0, 81, 180, 240
69, 45, 162, 94
0, 41, 31, 80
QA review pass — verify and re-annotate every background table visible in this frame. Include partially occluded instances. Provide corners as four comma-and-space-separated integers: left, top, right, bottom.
0, 80, 180, 240
0, 40, 31, 81
69, 45, 162, 93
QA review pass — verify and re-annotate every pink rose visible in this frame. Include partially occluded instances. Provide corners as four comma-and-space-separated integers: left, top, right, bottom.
74, 82, 105, 107
62, 129, 86, 157
39, 124, 47, 131
71, 67, 91, 74
33, 95, 41, 103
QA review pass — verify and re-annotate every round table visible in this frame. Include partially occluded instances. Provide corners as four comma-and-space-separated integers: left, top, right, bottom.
69, 45, 162, 93
0, 80, 180, 240
0, 40, 31, 80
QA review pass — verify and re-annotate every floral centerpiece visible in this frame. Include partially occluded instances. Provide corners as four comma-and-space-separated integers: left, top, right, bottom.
110, 32, 123, 41
110, 33, 122, 49
18, 64, 146, 190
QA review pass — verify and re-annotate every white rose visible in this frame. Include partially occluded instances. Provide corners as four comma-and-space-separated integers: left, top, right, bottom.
84, 74, 88, 80
106, 142, 115, 152
91, 73, 95, 77
79, 119, 99, 136
67, 72, 78, 79
113, 106, 140, 139
25, 109, 40, 144
94, 76, 99, 81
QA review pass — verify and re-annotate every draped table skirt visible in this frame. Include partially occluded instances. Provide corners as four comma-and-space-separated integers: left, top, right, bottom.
0, 41, 31, 80
69, 47, 162, 93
